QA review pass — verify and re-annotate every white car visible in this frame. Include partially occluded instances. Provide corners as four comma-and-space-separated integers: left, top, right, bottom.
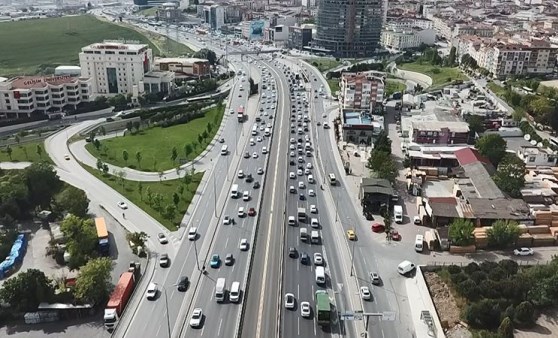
300, 301, 311, 318
243, 191, 250, 201
188, 227, 197, 240
118, 201, 128, 209
308, 189, 315, 197
306, 162, 313, 169
64, 154, 71, 160
313, 253, 323, 265
284, 293, 295, 309
238, 170, 244, 178
262, 147, 268, 154
298, 181, 305, 189
514, 247, 534, 256
289, 172, 296, 179
146, 282, 157, 300
310, 205, 317, 213
360, 286, 372, 300
252, 152, 258, 158
238, 207, 245, 217
304, 168, 311, 175
157, 233, 168, 244
290, 151, 295, 157
297, 169, 303, 176
240, 238, 249, 251
257, 136, 262, 142
189, 308, 203, 328
311, 218, 319, 228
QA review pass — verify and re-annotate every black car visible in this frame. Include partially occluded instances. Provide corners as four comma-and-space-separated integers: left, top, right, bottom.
225, 253, 234, 266
253, 181, 260, 189
246, 174, 254, 183
299, 193, 305, 200
177, 276, 188, 292
289, 247, 297, 258
300, 252, 309, 264
289, 160, 295, 166
244, 152, 250, 159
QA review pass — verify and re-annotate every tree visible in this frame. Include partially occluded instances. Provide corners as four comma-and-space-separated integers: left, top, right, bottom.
116, 170, 126, 187
21, 146, 28, 160
529, 96, 553, 118
448, 218, 475, 246
36, 144, 43, 158
465, 299, 501, 329
60, 215, 98, 270
74, 257, 113, 305
163, 204, 176, 220
184, 143, 193, 159
6, 145, 12, 160
132, 121, 141, 133
102, 164, 109, 174
55, 186, 90, 218
475, 134, 507, 166
0, 269, 54, 312
99, 126, 106, 136
24, 162, 62, 208
514, 301, 535, 326
96, 159, 103, 171
14, 135, 20, 144
138, 181, 144, 200
93, 139, 101, 151
493, 153, 526, 198
447, 46, 457, 66
126, 231, 148, 248
498, 317, 514, 338
373, 130, 392, 154
183, 173, 192, 186
173, 192, 180, 207
122, 150, 129, 165
465, 114, 485, 134
177, 185, 184, 196
367, 151, 397, 183
135, 151, 142, 168
193, 48, 217, 65
197, 134, 203, 146
171, 147, 178, 163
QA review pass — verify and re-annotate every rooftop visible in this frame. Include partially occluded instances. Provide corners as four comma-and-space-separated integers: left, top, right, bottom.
82, 41, 148, 52
360, 178, 395, 196
10, 75, 81, 89
427, 197, 460, 218
455, 148, 491, 166
467, 198, 530, 220
411, 121, 469, 133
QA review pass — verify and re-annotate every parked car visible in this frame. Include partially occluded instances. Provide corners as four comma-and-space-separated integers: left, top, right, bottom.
514, 247, 534, 256
371, 223, 385, 233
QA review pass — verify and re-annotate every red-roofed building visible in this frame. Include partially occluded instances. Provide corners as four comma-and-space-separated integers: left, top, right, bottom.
454, 148, 491, 166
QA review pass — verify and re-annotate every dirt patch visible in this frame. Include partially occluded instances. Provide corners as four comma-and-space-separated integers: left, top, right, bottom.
424, 272, 462, 329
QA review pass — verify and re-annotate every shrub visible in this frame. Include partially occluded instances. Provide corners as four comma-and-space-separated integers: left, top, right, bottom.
488, 267, 507, 281
447, 264, 462, 274
514, 301, 535, 326
498, 260, 519, 276
457, 279, 480, 301
498, 317, 514, 338
464, 262, 480, 275
430, 67, 441, 74
466, 299, 502, 329
450, 271, 468, 284
470, 270, 488, 284
479, 280, 501, 299
480, 261, 499, 273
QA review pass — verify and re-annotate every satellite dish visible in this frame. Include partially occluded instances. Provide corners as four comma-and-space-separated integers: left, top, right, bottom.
530, 140, 537, 145
537, 142, 543, 147
524, 134, 531, 141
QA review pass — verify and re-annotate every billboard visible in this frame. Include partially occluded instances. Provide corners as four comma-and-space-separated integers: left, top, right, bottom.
249, 20, 266, 40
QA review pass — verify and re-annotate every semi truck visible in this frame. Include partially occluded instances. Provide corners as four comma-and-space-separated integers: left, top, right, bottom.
104, 262, 140, 330
95, 217, 109, 256
237, 106, 245, 122
315, 290, 331, 326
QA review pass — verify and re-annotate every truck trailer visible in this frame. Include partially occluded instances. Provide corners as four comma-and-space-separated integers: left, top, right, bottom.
104, 265, 138, 330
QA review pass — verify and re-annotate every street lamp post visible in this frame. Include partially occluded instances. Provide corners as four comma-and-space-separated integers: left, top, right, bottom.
350, 231, 357, 277
193, 239, 201, 271
156, 283, 172, 338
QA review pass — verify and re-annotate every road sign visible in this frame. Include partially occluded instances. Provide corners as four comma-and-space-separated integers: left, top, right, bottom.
382, 311, 396, 321
340, 312, 354, 321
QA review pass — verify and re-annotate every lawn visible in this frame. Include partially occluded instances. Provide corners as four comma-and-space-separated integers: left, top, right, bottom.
84, 166, 203, 230
140, 29, 194, 57
0, 140, 53, 164
487, 82, 507, 98
327, 79, 340, 95
385, 79, 406, 97
86, 105, 225, 172
305, 58, 342, 72
398, 62, 467, 88
0, 15, 161, 77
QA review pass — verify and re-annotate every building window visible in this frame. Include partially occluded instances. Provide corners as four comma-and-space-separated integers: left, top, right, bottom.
529, 157, 536, 162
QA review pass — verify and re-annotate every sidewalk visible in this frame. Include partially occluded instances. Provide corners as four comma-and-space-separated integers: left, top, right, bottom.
406, 268, 446, 338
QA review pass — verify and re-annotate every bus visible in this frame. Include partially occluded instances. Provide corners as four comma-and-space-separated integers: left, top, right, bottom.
237, 106, 245, 122
315, 290, 331, 326
95, 217, 110, 255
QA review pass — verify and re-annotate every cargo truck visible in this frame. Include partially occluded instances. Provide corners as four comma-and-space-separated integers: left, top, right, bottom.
95, 217, 109, 256
104, 263, 140, 330
315, 290, 331, 326
237, 106, 245, 122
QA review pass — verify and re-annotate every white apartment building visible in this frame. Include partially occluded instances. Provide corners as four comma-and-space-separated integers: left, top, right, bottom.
517, 146, 557, 166
387, 18, 433, 30
79, 41, 174, 98
340, 73, 384, 111
381, 26, 436, 51
0, 75, 92, 119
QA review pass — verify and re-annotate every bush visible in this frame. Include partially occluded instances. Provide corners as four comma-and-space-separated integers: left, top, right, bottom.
457, 279, 480, 301
447, 264, 462, 274
430, 67, 441, 74
480, 261, 499, 273
498, 317, 514, 338
466, 299, 502, 329
464, 262, 480, 275
514, 301, 535, 326
450, 272, 468, 284
498, 260, 519, 276
470, 270, 488, 284
488, 267, 507, 281
479, 279, 501, 299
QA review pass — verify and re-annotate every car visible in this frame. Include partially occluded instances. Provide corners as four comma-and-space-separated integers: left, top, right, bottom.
297, 169, 303, 176
189, 308, 203, 328
289, 186, 296, 193
298, 156, 304, 163
246, 174, 253, 183
262, 147, 268, 154
159, 253, 170, 267
188, 227, 197, 240
118, 201, 128, 209
225, 253, 234, 266
290, 151, 295, 157
238, 170, 244, 178
514, 247, 534, 256
146, 282, 158, 300
257, 168, 264, 175
310, 205, 317, 213
289, 160, 295, 166
257, 136, 262, 142
289, 172, 296, 179
371, 223, 385, 233
298, 181, 305, 189
210, 254, 220, 268
238, 207, 245, 217
250, 138, 255, 146
308, 189, 315, 197
253, 181, 260, 189
300, 252, 309, 264
347, 229, 356, 240
158, 233, 168, 244
243, 191, 250, 201
289, 247, 297, 258
390, 230, 402, 241
370, 272, 381, 285
397, 260, 416, 275
248, 208, 256, 216
360, 286, 372, 300
244, 152, 250, 158
64, 154, 71, 160
218, 138, 225, 143
240, 238, 249, 251
300, 301, 311, 318
311, 218, 319, 228
304, 168, 311, 175
284, 293, 296, 309
223, 216, 232, 225
313, 253, 323, 265
413, 216, 422, 225
177, 276, 188, 291
299, 193, 305, 200
306, 162, 313, 169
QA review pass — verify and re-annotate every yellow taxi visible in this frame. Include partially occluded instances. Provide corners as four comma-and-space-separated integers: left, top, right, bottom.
346, 229, 356, 241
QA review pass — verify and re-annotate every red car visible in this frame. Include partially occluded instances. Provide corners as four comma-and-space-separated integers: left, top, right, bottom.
371, 223, 385, 233
248, 208, 256, 216
390, 230, 402, 241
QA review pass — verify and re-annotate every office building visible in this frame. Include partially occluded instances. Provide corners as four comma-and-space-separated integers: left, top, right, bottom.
287, 26, 313, 50
315, 0, 384, 57
339, 72, 384, 111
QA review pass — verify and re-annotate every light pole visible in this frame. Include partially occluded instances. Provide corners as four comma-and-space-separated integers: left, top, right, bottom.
155, 283, 172, 338
193, 239, 201, 271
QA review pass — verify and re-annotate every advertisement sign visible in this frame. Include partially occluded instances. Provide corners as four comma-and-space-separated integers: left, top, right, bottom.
249, 20, 266, 40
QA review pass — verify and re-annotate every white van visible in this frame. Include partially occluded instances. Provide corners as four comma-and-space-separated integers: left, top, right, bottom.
311, 230, 320, 244
397, 260, 416, 275
251, 125, 258, 136
221, 145, 228, 155
243, 191, 250, 201
229, 281, 241, 303
230, 184, 239, 198
328, 173, 336, 185
308, 175, 315, 184
415, 235, 424, 252
288, 216, 296, 226
215, 278, 226, 302
264, 128, 271, 136
394, 205, 403, 223
315, 266, 325, 284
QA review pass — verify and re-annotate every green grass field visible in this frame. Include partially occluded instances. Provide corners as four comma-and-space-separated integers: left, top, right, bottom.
328, 79, 340, 95
487, 82, 507, 97
399, 62, 467, 88
86, 105, 225, 172
84, 166, 203, 230
385, 79, 406, 97
0, 140, 53, 164
0, 15, 163, 77
306, 58, 342, 72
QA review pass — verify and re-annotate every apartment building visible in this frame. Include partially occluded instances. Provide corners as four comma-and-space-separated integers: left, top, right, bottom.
339, 73, 384, 111
0, 75, 92, 119
153, 58, 211, 77
381, 26, 436, 50
409, 121, 470, 145
387, 18, 434, 30
517, 146, 557, 166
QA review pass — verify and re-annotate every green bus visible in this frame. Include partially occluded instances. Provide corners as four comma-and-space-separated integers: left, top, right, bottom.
315, 290, 331, 326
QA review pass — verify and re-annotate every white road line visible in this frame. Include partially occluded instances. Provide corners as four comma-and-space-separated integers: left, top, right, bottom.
297, 317, 300, 336
156, 324, 162, 337
224, 237, 229, 250
218, 318, 223, 336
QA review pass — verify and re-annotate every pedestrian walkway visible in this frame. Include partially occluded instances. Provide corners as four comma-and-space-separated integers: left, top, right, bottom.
406, 269, 446, 338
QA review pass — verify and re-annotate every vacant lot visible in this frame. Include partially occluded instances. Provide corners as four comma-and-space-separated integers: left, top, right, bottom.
399, 62, 467, 88
0, 15, 159, 76
86, 105, 225, 172
385, 79, 406, 97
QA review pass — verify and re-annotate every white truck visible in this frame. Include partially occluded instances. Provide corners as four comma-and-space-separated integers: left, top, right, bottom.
215, 278, 226, 303
394, 205, 403, 224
